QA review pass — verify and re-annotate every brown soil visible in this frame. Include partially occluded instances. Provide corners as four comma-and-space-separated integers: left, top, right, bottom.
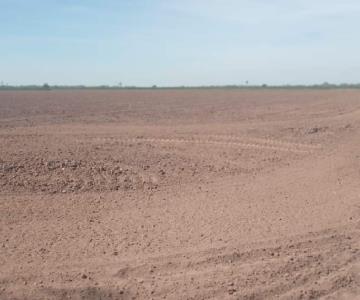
1, 89, 360, 299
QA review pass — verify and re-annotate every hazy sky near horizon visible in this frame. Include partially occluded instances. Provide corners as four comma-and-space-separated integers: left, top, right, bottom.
1, 0, 360, 86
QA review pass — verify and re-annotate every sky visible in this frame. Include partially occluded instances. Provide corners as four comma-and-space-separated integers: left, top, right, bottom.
1, 0, 360, 86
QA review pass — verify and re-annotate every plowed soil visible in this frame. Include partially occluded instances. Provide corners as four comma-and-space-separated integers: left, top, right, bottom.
1, 89, 360, 300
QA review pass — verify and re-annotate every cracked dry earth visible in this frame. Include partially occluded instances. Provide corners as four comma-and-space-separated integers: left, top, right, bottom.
1, 89, 360, 300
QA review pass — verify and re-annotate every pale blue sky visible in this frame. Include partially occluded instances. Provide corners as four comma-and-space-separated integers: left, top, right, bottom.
1, 0, 360, 86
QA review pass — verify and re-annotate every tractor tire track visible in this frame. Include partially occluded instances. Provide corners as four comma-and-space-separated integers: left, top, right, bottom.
109, 222, 360, 300
196, 134, 322, 149
119, 137, 316, 154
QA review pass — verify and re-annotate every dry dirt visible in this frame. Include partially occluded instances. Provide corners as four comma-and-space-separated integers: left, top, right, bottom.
0, 89, 360, 300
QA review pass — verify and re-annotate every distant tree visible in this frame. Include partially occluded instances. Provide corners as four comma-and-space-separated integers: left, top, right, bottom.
152, 85, 157, 89
43, 83, 50, 90
262, 84, 268, 88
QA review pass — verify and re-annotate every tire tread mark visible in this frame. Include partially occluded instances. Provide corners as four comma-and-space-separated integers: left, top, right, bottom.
123, 137, 312, 154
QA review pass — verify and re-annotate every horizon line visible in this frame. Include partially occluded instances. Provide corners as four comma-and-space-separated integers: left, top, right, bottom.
1, 82, 360, 90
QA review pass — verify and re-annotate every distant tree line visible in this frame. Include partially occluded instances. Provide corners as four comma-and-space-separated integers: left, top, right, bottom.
1, 82, 360, 91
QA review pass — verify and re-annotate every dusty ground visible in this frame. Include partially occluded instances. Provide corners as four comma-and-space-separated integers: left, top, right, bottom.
0, 89, 360, 300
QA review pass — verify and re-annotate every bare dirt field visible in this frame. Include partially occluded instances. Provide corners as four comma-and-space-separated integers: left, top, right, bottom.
1, 89, 360, 300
